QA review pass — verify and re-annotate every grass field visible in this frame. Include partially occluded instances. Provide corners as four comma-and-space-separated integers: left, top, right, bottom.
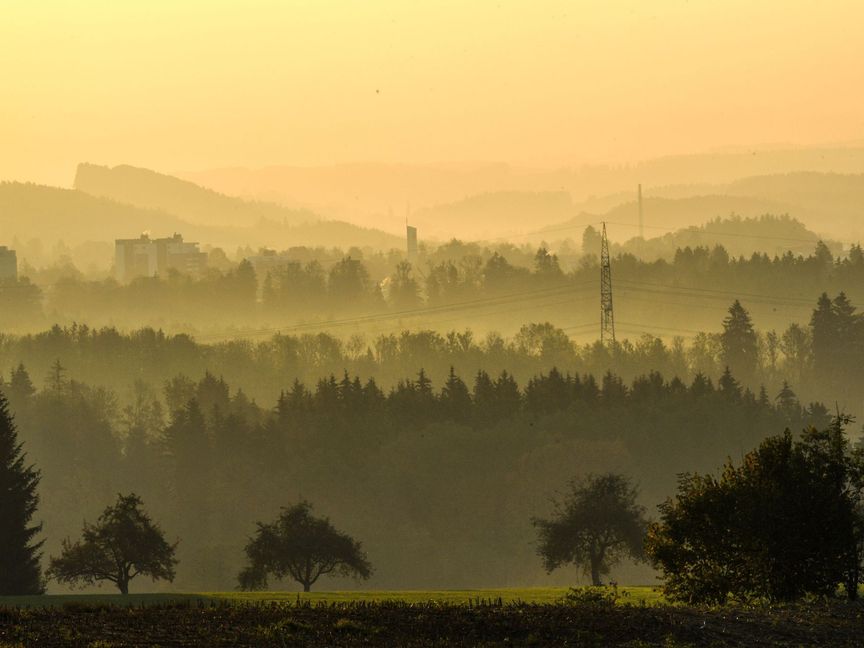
0, 585, 663, 608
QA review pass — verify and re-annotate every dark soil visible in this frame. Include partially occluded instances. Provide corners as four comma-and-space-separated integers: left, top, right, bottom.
1, 599, 863, 647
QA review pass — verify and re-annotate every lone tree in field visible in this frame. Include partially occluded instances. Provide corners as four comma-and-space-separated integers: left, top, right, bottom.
647, 416, 864, 604
0, 392, 44, 594
533, 473, 647, 586
48, 493, 177, 595
239, 501, 372, 592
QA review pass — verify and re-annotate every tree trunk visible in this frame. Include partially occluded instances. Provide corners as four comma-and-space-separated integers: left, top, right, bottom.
118, 579, 129, 595
303, 582, 311, 593
846, 563, 859, 601
590, 558, 602, 586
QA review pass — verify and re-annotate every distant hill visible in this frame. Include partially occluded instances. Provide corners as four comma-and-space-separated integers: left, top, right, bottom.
611, 173, 864, 243
74, 163, 318, 228
536, 194, 800, 240
600, 194, 803, 236
535, 193, 835, 259
0, 181, 190, 246
613, 215, 833, 260
0, 181, 403, 272
722, 173, 864, 240
413, 191, 577, 240
176, 146, 864, 236
73, 163, 402, 250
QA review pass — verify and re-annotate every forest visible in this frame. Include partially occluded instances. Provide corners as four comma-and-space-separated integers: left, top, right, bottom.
1, 289, 861, 416
0, 357, 825, 591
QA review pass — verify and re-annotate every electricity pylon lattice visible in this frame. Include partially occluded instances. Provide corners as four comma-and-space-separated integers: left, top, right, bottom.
600, 222, 616, 345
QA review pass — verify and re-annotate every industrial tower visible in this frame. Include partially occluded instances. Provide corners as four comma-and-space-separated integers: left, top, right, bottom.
600, 222, 616, 345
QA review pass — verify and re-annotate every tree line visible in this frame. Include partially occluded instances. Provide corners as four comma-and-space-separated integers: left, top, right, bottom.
3, 232, 864, 336
2, 291, 864, 418
0, 360, 831, 593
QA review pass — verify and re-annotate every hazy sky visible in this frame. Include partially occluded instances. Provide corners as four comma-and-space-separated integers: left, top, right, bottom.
2, 0, 863, 186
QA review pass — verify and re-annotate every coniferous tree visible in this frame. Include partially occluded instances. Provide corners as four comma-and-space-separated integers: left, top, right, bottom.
440, 366, 472, 422
0, 392, 44, 594
810, 292, 836, 380
720, 300, 758, 385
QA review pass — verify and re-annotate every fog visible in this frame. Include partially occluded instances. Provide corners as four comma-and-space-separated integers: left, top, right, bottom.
2, 1, 864, 595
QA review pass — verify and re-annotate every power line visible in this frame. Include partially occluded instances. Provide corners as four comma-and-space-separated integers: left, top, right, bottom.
615, 291, 809, 315
615, 278, 816, 307
307, 294, 595, 340
195, 280, 598, 342
616, 320, 707, 336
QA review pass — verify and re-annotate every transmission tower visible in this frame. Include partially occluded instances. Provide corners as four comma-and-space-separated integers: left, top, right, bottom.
600, 221, 616, 345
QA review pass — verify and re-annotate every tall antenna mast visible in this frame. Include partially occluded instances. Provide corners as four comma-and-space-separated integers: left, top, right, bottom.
638, 184, 644, 239
600, 222, 616, 345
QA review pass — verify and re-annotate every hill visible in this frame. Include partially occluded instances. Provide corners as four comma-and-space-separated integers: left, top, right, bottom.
613, 214, 832, 260
0, 181, 403, 272
74, 163, 318, 228
176, 147, 864, 237
0, 182, 194, 268
413, 191, 577, 240
723, 172, 864, 240
73, 164, 402, 251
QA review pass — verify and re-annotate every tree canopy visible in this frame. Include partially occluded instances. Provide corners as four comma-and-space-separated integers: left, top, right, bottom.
48, 493, 177, 594
646, 417, 864, 604
239, 501, 372, 592
533, 474, 647, 586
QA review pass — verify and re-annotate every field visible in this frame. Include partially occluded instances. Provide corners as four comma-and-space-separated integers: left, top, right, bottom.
2, 588, 864, 647
0, 586, 659, 608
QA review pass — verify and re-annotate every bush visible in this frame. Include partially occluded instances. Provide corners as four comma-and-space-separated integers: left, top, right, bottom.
646, 418, 864, 604
563, 586, 619, 608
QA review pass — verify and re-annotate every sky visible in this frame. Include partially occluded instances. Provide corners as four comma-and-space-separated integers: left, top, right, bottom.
1, 0, 863, 186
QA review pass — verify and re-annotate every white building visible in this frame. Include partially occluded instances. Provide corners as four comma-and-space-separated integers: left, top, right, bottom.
115, 234, 207, 282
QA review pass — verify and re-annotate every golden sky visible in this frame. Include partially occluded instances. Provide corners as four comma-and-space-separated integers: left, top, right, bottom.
2, 0, 863, 186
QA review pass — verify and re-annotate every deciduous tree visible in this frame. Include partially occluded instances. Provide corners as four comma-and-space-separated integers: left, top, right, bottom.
533, 474, 647, 586
239, 501, 372, 592
48, 493, 177, 595
646, 417, 864, 604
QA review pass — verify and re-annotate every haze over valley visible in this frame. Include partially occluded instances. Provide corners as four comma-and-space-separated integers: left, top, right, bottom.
3, 3, 864, 644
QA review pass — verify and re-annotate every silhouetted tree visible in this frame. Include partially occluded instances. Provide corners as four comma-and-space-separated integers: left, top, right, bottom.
239, 501, 372, 592
440, 366, 471, 422
533, 474, 647, 586
534, 247, 563, 280
48, 493, 177, 594
720, 300, 758, 384
0, 392, 44, 594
